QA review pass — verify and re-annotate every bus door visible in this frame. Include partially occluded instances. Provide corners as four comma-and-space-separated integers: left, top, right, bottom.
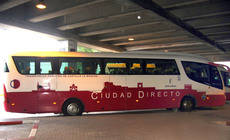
104, 59, 127, 111
36, 58, 59, 113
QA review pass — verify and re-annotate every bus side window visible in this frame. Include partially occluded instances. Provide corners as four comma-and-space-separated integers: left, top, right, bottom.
39, 61, 53, 74
13, 57, 35, 75
226, 73, 230, 87
145, 59, 179, 75
83, 59, 102, 74
59, 60, 81, 74
210, 66, 222, 89
4, 63, 9, 72
182, 61, 210, 85
129, 62, 143, 75
221, 71, 230, 87
59, 58, 102, 75
182, 61, 223, 89
104, 59, 128, 75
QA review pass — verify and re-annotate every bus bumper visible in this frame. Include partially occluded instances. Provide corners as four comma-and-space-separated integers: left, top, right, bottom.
198, 94, 226, 107
225, 92, 230, 101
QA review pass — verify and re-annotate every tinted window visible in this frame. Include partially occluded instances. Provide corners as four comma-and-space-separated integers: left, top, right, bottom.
145, 59, 179, 75
104, 59, 128, 75
182, 61, 209, 85
13, 57, 35, 75
221, 71, 230, 87
4, 63, 9, 72
39, 60, 54, 74
128, 60, 143, 75
210, 66, 222, 89
59, 58, 102, 74
182, 61, 223, 89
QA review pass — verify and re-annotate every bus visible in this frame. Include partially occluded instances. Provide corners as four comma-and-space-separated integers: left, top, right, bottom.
3, 51, 226, 116
217, 64, 230, 101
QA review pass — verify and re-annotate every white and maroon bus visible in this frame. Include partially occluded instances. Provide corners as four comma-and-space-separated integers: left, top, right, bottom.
3, 51, 226, 116
217, 64, 230, 101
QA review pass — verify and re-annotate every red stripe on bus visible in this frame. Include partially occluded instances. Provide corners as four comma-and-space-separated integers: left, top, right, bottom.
4, 82, 226, 113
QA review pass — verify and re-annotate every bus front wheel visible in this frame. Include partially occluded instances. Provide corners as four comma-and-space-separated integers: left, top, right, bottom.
180, 97, 194, 112
62, 99, 83, 116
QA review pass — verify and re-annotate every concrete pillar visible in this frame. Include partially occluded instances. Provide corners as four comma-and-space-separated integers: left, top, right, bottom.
68, 40, 77, 52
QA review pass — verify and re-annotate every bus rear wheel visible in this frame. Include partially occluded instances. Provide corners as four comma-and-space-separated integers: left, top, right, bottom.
62, 100, 83, 116
180, 97, 194, 112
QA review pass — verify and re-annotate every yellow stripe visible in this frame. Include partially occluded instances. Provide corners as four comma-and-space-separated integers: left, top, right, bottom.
0, 94, 3, 96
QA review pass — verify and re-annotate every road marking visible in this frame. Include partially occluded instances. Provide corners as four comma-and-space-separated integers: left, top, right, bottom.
28, 120, 40, 139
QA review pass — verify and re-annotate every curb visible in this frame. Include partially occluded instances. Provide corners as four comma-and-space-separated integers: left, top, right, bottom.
0, 120, 23, 125
0, 120, 39, 140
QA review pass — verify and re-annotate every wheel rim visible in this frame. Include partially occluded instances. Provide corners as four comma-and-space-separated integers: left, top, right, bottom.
183, 99, 193, 111
67, 103, 79, 115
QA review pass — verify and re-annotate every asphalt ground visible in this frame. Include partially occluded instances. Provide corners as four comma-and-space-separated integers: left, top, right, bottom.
0, 97, 230, 140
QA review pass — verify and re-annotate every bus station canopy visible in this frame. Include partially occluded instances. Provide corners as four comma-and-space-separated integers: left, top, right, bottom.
0, 0, 230, 61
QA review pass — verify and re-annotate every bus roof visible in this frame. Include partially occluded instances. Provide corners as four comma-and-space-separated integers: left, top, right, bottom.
11, 51, 209, 62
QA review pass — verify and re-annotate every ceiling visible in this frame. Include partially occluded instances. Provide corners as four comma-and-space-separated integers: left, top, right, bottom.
0, 0, 230, 61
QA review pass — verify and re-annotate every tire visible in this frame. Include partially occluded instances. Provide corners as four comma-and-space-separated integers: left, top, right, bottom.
180, 97, 194, 112
62, 100, 83, 116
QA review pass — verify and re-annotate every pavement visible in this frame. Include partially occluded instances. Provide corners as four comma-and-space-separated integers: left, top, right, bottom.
0, 96, 230, 140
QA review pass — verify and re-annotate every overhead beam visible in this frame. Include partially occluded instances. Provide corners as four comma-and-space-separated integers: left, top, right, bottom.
0, 0, 31, 12
163, 0, 208, 10
79, 21, 161, 36
29, 0, 109, 23
58, 10, 147, 30
218, 39, 230, 44
131, 0, 226, 52
114, 36, 190, 46
174, 49, 218, 54
126, 41, 204, 51
182, 11, 230, 21
206, 31, 230, 36
197, 52, 224, 55
99, 29, 177, 42
152, 45, 209, 51
196, 23, 230, 30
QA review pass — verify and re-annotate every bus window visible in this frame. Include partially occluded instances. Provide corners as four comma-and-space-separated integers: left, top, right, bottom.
225, 73, 230, 87
4, 63, 9, 72
210, 66, 222, 89
13, 57, 35, 75
104, 59, 128, 75
60, 60, 82, 74
221, 71, 230, 87
182, 61, 210, 85
59, 58, 102, 74
39, 61, 53, 74
145, 59, 179, 75
182, 61, 223, 89
129, 60, 143, 75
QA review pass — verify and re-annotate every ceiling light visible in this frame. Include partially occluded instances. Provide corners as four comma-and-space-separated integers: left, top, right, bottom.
137, 15, 142, 20
128, 37, 134, 41
36, 0, 47, 9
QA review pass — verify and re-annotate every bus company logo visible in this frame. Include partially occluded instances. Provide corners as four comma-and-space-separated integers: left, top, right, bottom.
10, 79, 20, 89
91, 90, 181, 100
70, 84, 78, 91
90, 82, 181, 100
